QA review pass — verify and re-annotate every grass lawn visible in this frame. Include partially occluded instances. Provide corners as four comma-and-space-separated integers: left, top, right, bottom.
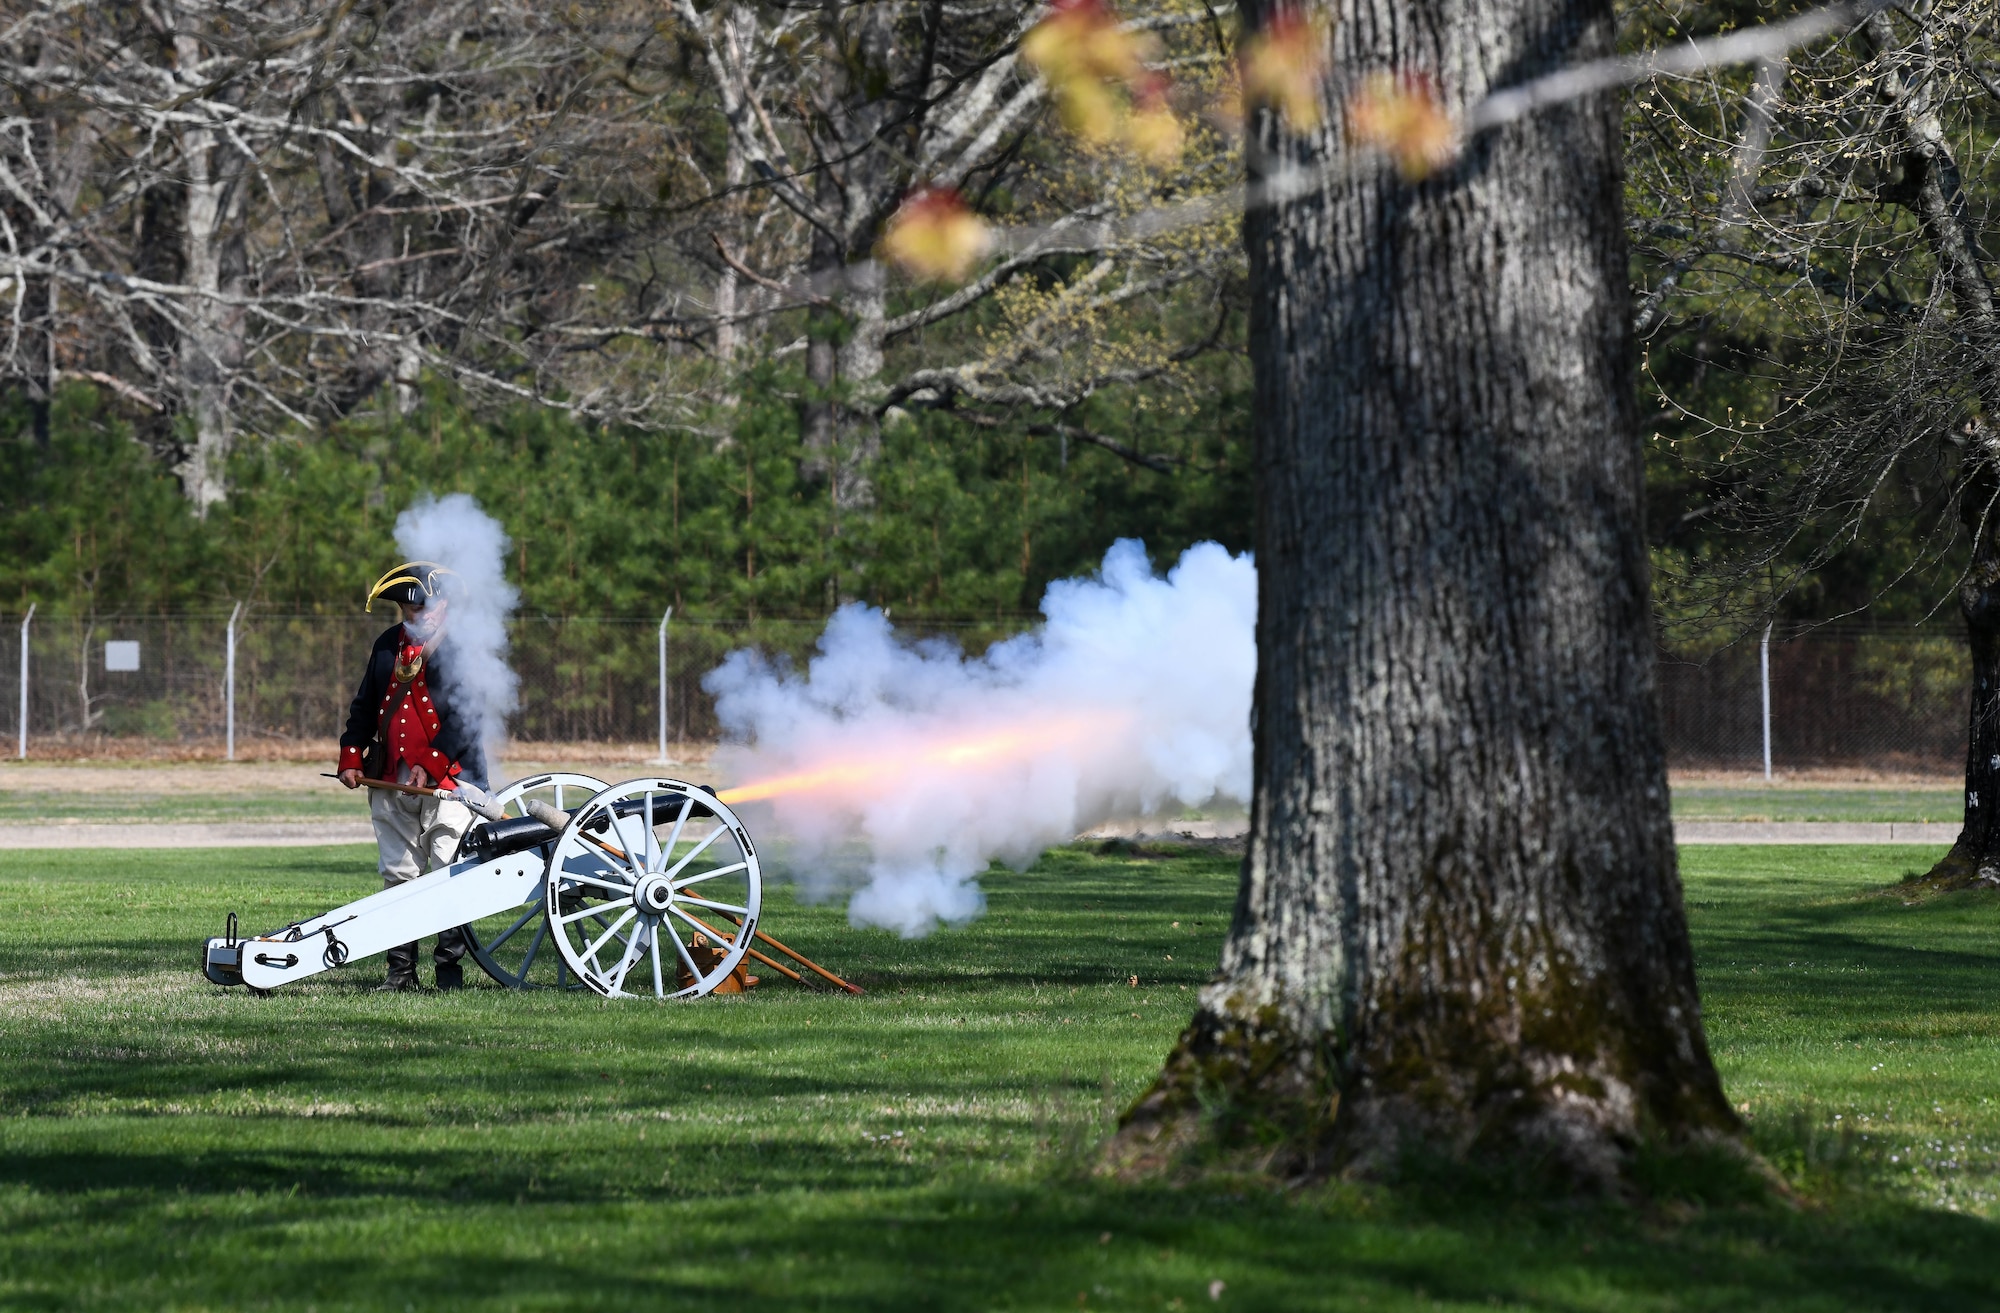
0, 842, 1995, 1310
0, 791, 369, 825
1669, 787, 1963, 823
0, 778, 370, 826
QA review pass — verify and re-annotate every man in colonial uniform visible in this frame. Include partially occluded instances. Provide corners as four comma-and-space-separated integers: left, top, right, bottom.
336, 562, 489, 991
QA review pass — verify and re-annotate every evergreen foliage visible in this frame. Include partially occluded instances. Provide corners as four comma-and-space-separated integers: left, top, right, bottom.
0, 367, 1250, 620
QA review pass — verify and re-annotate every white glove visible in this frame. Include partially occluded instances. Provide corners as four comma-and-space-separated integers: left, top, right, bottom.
445, 779, 508, 823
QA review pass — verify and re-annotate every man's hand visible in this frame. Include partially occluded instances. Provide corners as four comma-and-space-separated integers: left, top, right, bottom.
407, 764, 433, 789
338, 769, 363, 789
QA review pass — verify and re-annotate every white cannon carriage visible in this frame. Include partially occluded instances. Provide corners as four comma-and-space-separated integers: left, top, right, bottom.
200, 774, 822, 999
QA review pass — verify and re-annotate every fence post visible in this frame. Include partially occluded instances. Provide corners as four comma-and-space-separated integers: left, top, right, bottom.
656, 607, 673, 763
225, 601, 242, 761
1760, 621, 1773, 783
16, 603, 33, 760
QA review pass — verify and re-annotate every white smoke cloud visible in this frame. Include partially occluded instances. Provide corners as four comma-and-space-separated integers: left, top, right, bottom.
393, 493, 519, 768
703, 540, 1255, 936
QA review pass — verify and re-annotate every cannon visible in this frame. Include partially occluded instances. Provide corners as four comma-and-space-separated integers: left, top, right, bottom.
201, 774, 856, 999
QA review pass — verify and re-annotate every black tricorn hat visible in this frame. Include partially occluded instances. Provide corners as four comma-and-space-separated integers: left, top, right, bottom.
365, 561, 461, 613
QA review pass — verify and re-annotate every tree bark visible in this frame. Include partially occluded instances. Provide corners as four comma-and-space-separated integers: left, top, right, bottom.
1109, 0, 1735, 1183
1950, 459, 2000, 888
1855, 13, 2000, 890
171, 100, 249, 516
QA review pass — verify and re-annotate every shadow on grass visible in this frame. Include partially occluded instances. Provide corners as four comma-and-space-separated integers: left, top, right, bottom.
0, 1136, 930, 1203
3, 847, 1992, 1308
1689, 875, 2000, 1024
364, 1191, 2000, 1312
0, 1169, 1993, 1312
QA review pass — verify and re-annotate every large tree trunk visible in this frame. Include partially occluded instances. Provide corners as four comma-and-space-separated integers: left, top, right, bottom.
1925, 450, 2000, 890
1855, 13, 2000, 890
4, 48, 96, 448
158, 24, 248, 514
1949, 462, 2000, 887
15, 50, 57, 448
1109, 0, 1735, 1183
172, 109, 248, 515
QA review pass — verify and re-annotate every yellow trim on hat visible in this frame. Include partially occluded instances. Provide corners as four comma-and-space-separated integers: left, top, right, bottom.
365, 561, 458, 613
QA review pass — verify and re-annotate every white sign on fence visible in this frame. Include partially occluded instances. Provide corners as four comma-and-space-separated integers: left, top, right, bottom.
104, 641, 140, 672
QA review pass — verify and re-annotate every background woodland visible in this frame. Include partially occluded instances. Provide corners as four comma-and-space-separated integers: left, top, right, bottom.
2, 0, 1992, 634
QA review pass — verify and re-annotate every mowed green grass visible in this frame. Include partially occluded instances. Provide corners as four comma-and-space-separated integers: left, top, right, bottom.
1669, 787, 1962, 823
0, 783, 369, 825
0, 843, 1995, 1311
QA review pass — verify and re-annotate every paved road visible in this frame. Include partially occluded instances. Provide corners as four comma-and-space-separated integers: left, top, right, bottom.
1672, 821, 1957, 844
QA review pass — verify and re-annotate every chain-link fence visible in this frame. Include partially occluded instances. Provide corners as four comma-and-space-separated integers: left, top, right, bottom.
1658, 627, 1966, 771
0, 612, 1976, 769
0, 613, 1034, 752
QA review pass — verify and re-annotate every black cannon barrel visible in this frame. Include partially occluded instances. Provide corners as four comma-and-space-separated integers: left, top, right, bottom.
463, 788, 718, 863
605, 792, 716, 823
462, 815, 561, 861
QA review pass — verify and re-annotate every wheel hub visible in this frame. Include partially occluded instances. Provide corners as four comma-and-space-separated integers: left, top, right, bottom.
634, 874, 674, 914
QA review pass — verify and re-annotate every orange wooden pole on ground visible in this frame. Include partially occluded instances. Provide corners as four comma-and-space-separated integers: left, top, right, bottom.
745, 923, 865, 995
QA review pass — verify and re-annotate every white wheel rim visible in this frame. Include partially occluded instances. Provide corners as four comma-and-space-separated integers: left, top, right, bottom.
457, 773, 609, 989
544, 779, 763, 999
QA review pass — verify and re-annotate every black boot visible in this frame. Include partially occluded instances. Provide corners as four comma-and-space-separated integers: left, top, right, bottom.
434, 926, 469, 992
378, 941, 419, 992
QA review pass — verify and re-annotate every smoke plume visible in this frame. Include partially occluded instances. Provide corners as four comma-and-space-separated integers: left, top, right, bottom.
704, 540, 1255, 936
393, 493, 520, 765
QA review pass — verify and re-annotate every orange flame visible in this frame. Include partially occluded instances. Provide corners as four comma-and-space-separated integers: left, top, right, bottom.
715, 712, 1126, 805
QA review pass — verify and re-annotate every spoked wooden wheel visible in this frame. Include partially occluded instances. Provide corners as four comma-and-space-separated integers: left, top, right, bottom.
458, 773, 608, 989
545, 778, 763, 999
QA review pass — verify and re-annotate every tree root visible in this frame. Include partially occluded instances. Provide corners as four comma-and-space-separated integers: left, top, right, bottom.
1103, 1002, 1755, 1199
1099, 1003, 1335, 1185
1898, 840, 1999, 898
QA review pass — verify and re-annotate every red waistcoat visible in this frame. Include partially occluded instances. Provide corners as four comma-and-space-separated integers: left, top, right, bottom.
336, 642, 463, 789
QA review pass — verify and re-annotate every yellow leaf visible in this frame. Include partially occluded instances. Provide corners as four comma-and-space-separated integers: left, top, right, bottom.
1345, 70, 1458, 180
1126, 104, 1184, 164
1021, 0, 1144, 84
1125, 78, 1183, 164
882, 188, 992, 283
1076, 14, 1146, 84
1022, 0, 1167, 152
1239, 9, 1330, 131
1056, 76, 1123, 143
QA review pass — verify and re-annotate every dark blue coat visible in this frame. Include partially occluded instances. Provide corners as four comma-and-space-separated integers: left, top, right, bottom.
338, 624, 490, 789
